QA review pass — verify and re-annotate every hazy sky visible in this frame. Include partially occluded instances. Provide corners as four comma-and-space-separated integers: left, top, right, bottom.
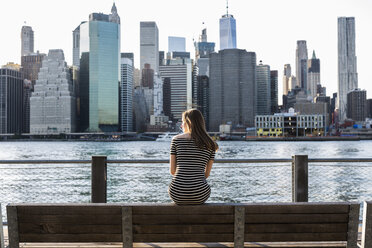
1, 0, 371, 102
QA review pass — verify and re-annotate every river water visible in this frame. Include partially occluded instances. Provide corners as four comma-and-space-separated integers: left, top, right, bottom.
1, 140, 372, 221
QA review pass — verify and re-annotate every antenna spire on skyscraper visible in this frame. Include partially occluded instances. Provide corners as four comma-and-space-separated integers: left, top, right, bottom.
226, 0, 229, 15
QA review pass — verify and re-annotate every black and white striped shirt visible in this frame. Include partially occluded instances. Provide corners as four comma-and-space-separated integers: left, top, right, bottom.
168, 137, 215, 205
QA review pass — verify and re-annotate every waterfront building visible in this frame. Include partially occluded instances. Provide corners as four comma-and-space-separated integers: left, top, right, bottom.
30, 49, 76, 134
367, 99, 372, 118
296, 40, 308, 90
295, 102, 330, 128
141, 64, 154, 89
256, 62, 271, 115
168, 36, 186, 52
283, 64, 291, 96
120, 53, 134, 132
159, 59, 192, 122
0, 66, 23, 134
255, 111, 325, 137
270, 70, 278, 114
347, 89, 366, 122
21, 26, 34, 56
77, 3, 121, 132
209, 49, 256, 131
338, 17, 358, 122
140, 22, 159, 73
219, 2, 237, 50
307, 50, 321, 100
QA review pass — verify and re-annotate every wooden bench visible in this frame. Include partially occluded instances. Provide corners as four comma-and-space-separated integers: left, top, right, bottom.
6, 202, 359, 248
362, 201, 372, 248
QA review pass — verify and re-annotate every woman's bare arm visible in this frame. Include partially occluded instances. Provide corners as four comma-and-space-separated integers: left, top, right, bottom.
170, 154, 177, 175
205, 159, 214, 178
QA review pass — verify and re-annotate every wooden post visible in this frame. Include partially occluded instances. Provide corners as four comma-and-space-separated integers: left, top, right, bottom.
234, 206, 245, 248
346, 203, 359, 248
6, 206, 19, 248
91, 156, 107, 203
122, 206, 133, 248
292, 155, 308, 202
362, 201, 372, 248
0, 204, 4, 248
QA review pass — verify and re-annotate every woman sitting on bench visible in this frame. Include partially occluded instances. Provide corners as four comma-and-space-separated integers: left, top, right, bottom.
168, 108, 218, 205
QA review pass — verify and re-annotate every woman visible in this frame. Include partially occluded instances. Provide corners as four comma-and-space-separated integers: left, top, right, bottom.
168, 109, 218, 205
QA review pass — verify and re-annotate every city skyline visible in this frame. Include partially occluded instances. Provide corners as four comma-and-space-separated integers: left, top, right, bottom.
1, 0, 372, 102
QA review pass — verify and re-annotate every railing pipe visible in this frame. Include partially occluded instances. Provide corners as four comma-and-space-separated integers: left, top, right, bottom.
0, 203, 4, 248
91, 156, 107, 203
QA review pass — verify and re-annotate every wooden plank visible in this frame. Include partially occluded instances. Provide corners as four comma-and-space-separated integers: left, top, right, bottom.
0, 203, 4, 248
17, 206, 121, 216
18, 223, 121, 234
133, 224, 234, 234
244, 204, 349, 214
234, 206, 245, 248
346, 204, 359, 248
133, 234, 234, 242
122, 207, 133, 248
17, 215, 121, 225
244, 233, 347, 242
244, 223, 347, 233
19, 234, 122, 242
245, 213, 348, 223
7, 205, 20, 248
132, 205, 234, 215
133, 214, 234, 225
362, 201, 372, 248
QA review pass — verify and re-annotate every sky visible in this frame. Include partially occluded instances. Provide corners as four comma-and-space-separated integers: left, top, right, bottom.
1, 0, 372, 103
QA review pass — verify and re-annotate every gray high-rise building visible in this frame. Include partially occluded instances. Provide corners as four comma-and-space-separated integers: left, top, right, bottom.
296, 40, 308, 90
72, 23, 86, 67
120, 53, 134, 132
256, 62, 271, 115
307, 50, 320, 100
30, 50, 76, 134
270, 70, 278, 114
194, 28, 215, 60
168, 36, 186, 52
140, 22, 159, 73
0, 66, 23, 134
283, 64, 291, 96
219, 2, 237, 51
21, 26, 34, 56
338, 17, 358, 122
347, 89, 366, 122
209, 49, 256, 131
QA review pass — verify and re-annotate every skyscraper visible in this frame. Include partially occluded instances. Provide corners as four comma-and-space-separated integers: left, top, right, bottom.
347, 89, 366, 122
296, 40, 308, 90
30, 49, 76, 134
283, 64, 291, 96
256, 62, 271, 115
209, 49, 256, 131
21, 26, 34, 56
270, 70, 278, 114
77, 3, 121, 132
194, 28, 215, 60
307, 50, 320, 100
0, 65, 23, 134
72, 23, 86, 67
219, 2, 237, 50
120, 53, 134, 132
338, 17, 358, 122
168, 36, 186, 52
140, 22, 159, 73
141, 64, 154, 88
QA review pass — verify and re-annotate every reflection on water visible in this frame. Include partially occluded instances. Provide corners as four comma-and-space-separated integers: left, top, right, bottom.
1, 140, 372, 221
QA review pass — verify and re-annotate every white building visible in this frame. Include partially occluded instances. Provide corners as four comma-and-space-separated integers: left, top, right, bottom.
307, 51, 321, 100
120, 55, 133, 132
295, 40, 308, 89
140, 22, 159, 73
153, 74, 163, 116
338, 17, 358, 121
283, 64, 291, 95
30, 49, 76, 134
21, 26, 34, 56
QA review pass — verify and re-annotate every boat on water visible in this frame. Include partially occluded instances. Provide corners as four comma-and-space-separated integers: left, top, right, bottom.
156, 132, 177, 141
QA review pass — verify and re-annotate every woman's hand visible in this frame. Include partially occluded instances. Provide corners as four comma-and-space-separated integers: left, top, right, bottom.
170, 154, 176, 175
205, 159, 214, 178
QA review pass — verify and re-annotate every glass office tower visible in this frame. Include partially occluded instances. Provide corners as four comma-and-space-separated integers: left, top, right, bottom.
78, 4, 121, 132
219, 14, 237, 50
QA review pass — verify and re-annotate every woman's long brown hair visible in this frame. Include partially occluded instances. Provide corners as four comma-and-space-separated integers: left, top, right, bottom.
183, 109, 218, 151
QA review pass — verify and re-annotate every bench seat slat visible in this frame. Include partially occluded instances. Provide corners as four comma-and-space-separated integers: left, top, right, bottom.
133, 214, 234, 224
244, 205, 349, 214
19, 234, 122, 242
133, 234, 234, 242
133, 224, 234, 234
17, 206, 121, 216
244, 233, 347, 242
245, 213, 348, 223
245, 223, 347, 233
18, 215, 121, 225
132, 206, 234, 215
19, 223, 121, 234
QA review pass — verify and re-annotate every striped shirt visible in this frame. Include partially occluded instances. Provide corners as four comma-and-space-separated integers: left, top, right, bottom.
168, 137, 215, 205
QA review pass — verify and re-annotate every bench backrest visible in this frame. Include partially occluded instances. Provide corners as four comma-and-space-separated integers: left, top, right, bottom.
7, 202, 359, 248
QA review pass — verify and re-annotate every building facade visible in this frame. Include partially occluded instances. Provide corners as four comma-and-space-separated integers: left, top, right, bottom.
256, 62, 271, 115
307, 50, 320, 100
30, 49, 76, 134
194, 28, 215, 60
347, 89, 366, 122
140, 22, 159, 73
209, 49, 256, 131
283, 64, 291, 96
270, 70, 278, 114
219, 14, 237, 50
21, 26, 34, 56
77, 3, 121, 132
338, 17, 358, 121
168, 36, 186, 52
120, 53, 133, 132
296, 40, 308, 90
0, 67, 23, 134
